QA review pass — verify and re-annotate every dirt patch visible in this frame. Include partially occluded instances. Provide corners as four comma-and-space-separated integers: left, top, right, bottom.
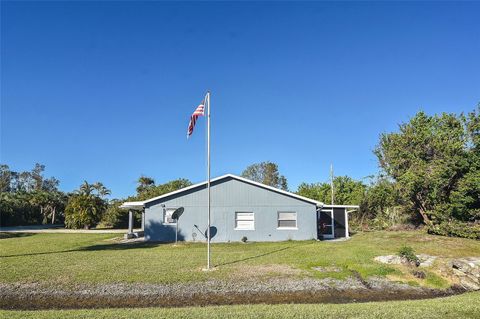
312, 266, 343, 273
0, 277, 465, 310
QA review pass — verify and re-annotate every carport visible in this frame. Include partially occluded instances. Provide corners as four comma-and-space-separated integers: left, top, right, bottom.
119, 201, 145, 239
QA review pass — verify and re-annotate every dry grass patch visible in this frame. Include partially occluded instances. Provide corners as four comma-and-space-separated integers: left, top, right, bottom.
229, 264, 306, 280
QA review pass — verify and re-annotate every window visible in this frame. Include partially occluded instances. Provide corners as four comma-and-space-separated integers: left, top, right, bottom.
235, 212, 254, 230
278, 211, 297, 229
164, 208, 177, 224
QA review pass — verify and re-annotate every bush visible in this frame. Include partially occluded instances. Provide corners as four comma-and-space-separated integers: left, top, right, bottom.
427, 221, 480, 240
0, 192, 43, 226
99, 201, 128, 228
99, 202, 142, 229
65, 194, 107, 229
398, 246, 420, 265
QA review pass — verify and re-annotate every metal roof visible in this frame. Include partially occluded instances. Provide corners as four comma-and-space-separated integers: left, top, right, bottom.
120, 174, 324, 209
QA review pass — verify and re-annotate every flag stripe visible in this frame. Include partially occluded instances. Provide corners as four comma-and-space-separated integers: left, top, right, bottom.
187, 101, 205, 137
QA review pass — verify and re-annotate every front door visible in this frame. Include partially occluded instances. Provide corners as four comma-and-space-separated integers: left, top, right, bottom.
318, 209, 335, 239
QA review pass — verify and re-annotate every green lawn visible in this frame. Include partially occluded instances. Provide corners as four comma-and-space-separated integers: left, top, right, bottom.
1, 231, 479, 287
1, 292, 479, 319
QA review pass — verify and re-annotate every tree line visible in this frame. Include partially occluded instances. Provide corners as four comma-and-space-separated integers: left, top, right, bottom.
0, 164, 67, 226
241, 107, 480, 239
1, 107, 478, 239
0, 164, 191, 229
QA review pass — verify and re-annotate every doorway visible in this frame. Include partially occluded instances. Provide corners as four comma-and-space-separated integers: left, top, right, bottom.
318, 209, 334, 239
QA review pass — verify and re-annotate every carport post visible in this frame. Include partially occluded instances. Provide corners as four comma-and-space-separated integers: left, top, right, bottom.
141, 210, 145, 231
128, 210, 133, 234
345, 209, 349, 238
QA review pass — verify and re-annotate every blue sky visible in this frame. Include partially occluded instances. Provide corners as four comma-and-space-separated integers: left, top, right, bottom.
1, 1, 479, 198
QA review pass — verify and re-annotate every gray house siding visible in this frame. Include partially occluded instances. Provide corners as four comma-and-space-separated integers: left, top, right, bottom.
144, 176, 318, 242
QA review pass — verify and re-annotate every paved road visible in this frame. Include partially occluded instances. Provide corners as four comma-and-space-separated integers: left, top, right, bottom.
0, 225, 140, 233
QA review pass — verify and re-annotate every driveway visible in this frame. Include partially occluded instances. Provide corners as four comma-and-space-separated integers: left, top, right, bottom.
0, 225, 139, 234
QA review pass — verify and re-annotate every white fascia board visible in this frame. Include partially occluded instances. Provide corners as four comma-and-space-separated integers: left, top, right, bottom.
322, 205, 360, 209
119, 201, 145, 210
136, 174, 323, 206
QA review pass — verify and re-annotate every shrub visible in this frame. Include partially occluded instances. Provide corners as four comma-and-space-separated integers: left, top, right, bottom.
427, 221, 480, 240
65, 194, 107, 229
100, 200, 130, 228
398, 246, 420, 265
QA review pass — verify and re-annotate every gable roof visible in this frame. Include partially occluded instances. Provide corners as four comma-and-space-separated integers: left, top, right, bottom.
120, 174, 323, 209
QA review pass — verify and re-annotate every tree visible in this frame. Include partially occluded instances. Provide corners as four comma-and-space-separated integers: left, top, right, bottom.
136, 179, 192, 201
65, 181, 111, 229
297, 182, 331, 203
375, 109, 480, 225
29, 190, 67, 224
101, 178, 192, 228
297, 176, 366, 205
92, 182, 111, 197
136, 176, 155, 195
241, 161, 288, 190
77, 181, 110, 197
358, 175, 405, 229
0, 163, 65, 226
0, 164, 12, 193
29, 191, 50, 224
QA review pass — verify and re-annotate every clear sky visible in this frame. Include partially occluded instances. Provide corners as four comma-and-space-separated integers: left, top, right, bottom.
1, 1, 479, 198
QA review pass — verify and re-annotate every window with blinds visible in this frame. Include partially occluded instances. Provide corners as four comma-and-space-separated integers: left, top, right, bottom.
235, 212, 254, 230
277, 211, 297, 229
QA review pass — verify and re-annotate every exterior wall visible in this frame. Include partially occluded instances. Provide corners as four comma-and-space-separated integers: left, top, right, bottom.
144, 176, 318, 242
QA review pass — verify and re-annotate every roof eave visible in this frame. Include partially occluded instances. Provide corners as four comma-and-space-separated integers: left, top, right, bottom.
119, 201, 145, 210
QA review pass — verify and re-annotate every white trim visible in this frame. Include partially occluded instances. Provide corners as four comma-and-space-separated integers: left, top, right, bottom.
277, 211, 298, 229
345, 209, 350, 239
322, 205, 359, 209
120, 201, 144, 210
319, 209, 335, 239
122, 174, 323, 207
234, 212, 255, 230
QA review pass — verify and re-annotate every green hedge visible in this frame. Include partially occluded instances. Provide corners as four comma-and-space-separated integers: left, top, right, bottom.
428, 221, 480, 240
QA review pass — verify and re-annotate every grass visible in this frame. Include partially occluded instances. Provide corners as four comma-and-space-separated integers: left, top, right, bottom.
0, 231, 479, 287
1, 292, 479, 318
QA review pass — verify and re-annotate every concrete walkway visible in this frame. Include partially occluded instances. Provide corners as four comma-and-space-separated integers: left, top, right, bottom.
0, 225, 140, 234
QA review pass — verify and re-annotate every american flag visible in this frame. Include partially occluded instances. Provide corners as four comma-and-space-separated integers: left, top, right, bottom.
187, 100, 205, 138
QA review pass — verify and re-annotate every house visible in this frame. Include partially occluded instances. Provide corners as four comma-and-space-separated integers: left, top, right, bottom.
121, 174, 358, 242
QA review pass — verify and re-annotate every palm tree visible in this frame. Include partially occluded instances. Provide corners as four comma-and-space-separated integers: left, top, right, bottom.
92, 182, 111, 197
65, 181, 110, 229
78, 181, 94, 196
136, 175, 155, 194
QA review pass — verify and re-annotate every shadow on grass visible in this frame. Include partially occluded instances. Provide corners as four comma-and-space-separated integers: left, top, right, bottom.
0, 232, 35, 240
215, 241, 314, 267
0, 240, 164, 258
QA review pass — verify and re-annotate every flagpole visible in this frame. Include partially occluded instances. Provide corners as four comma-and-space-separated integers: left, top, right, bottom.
206, 91, 211, 270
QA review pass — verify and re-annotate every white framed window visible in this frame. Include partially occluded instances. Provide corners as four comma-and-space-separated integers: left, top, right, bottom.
164, 208, 177, 225
235, 212, 254, 230
277, 211, 297, 229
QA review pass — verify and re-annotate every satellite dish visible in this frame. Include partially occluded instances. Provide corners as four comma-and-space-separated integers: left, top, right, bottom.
171, 207, 184, 220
